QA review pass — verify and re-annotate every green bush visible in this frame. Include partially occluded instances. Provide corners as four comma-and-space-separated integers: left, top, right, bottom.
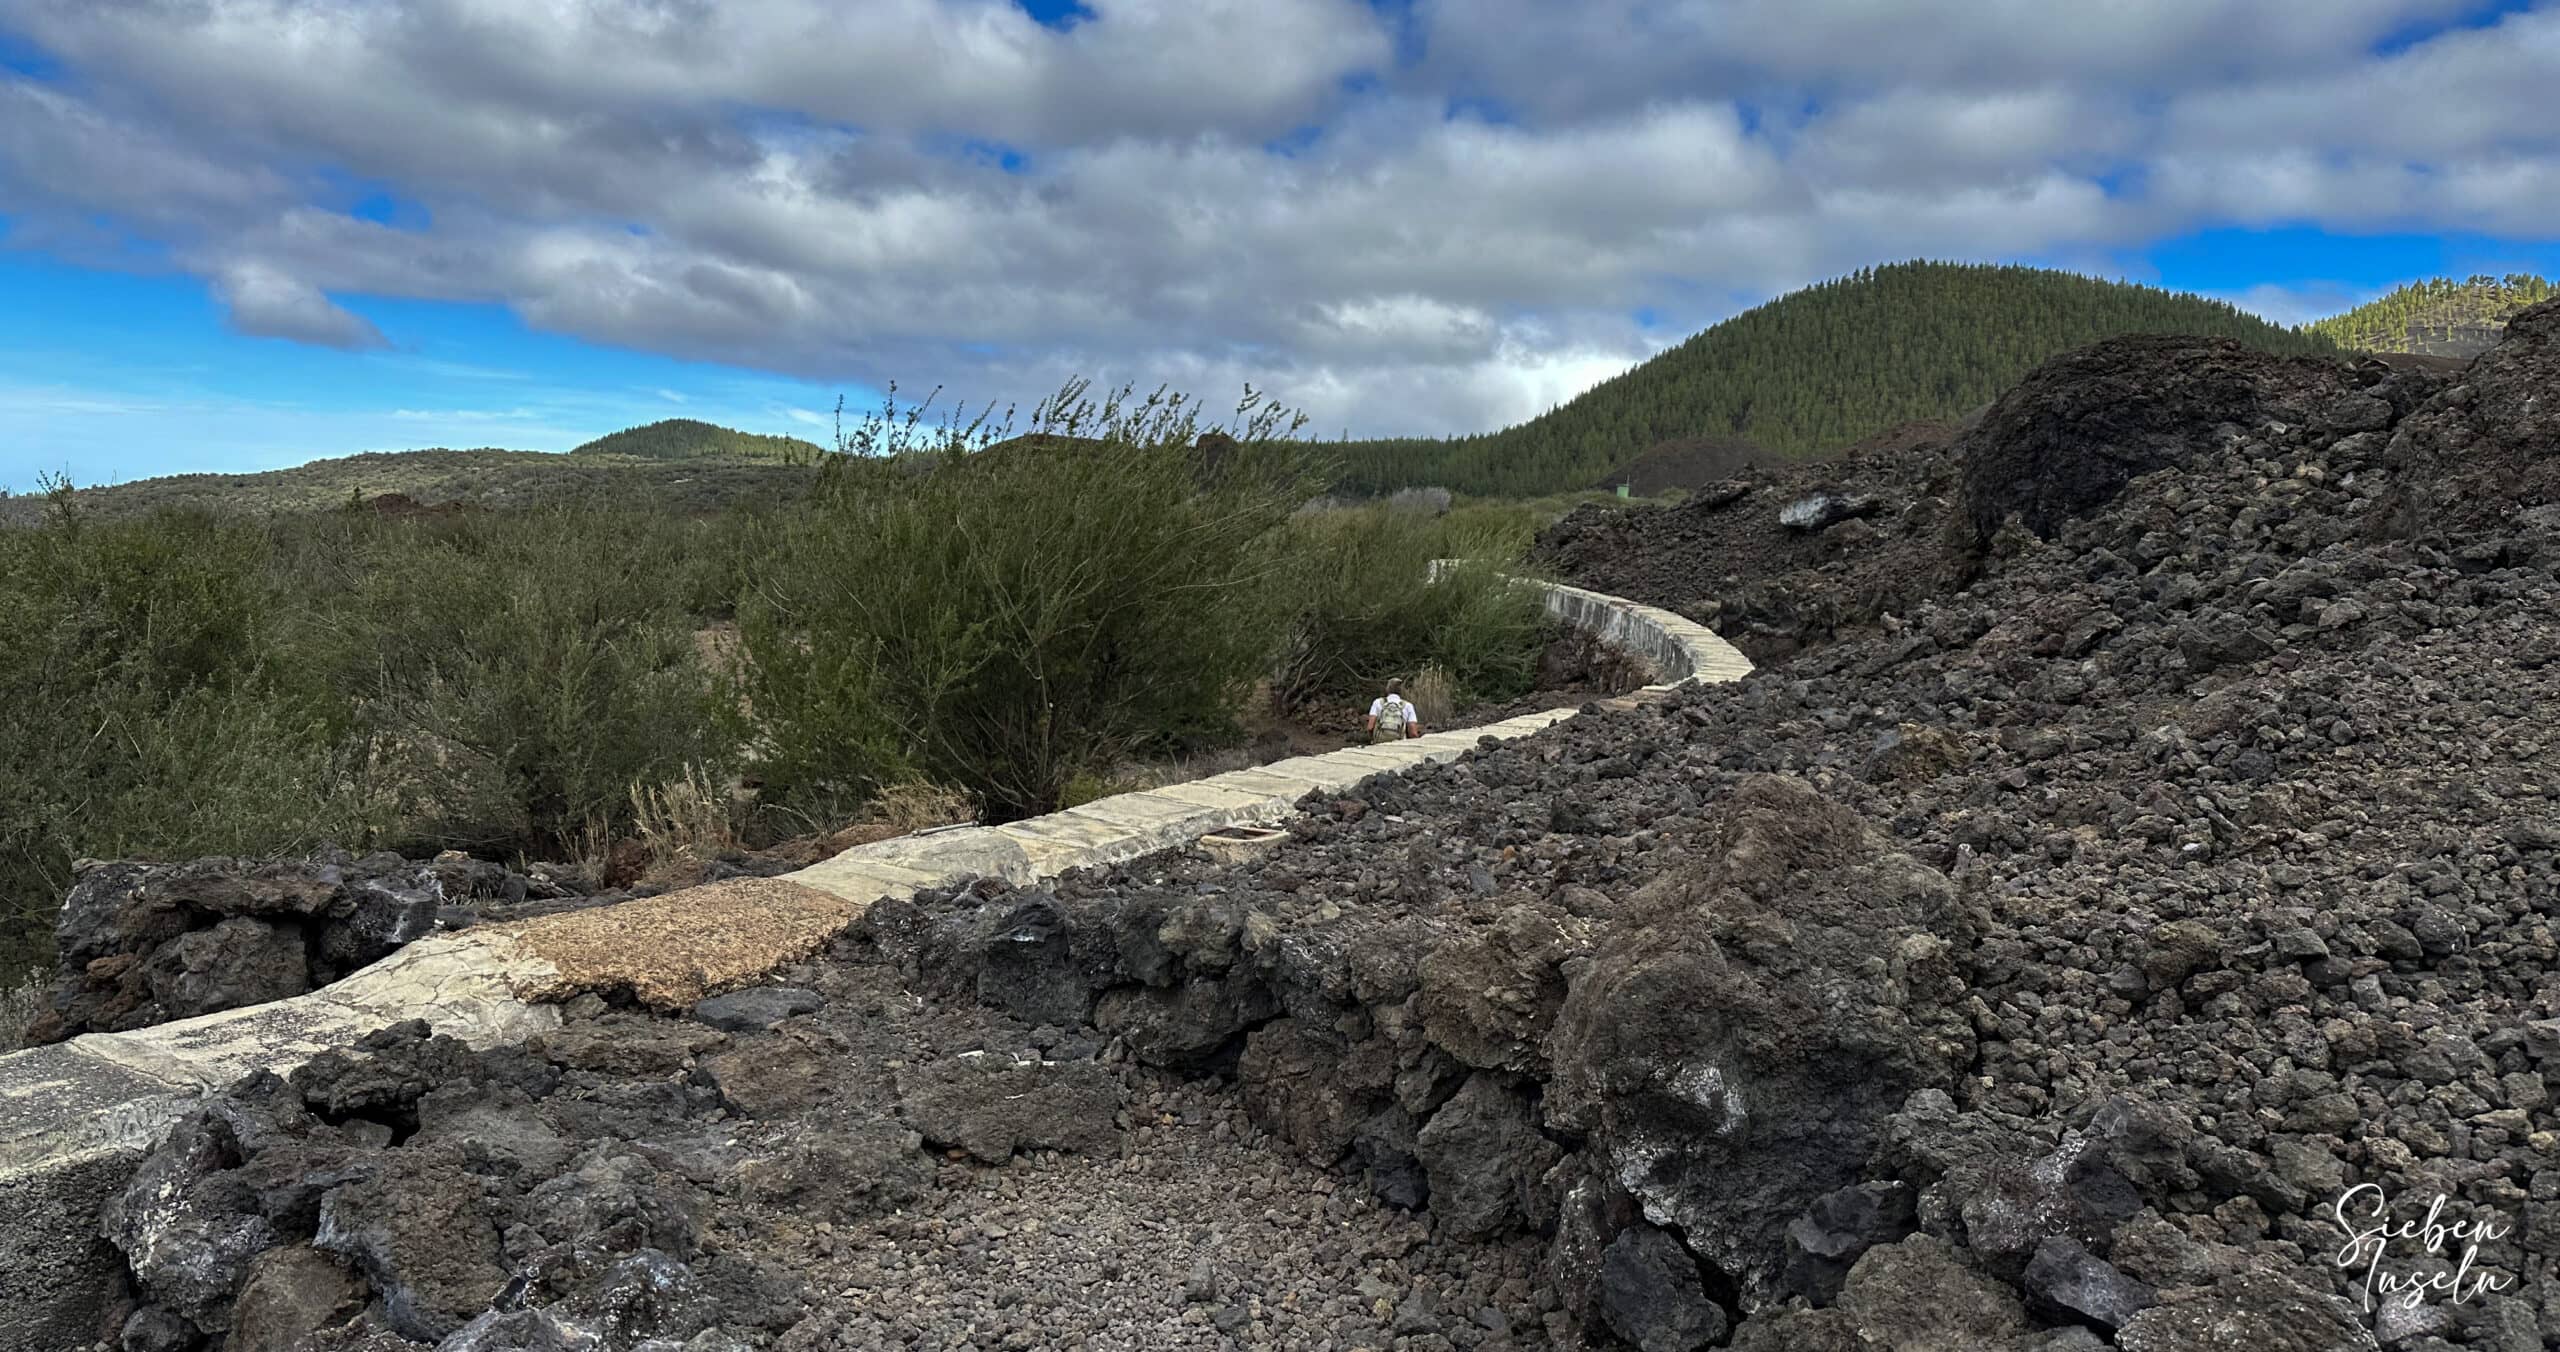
1272, 505, 1553, 717
0, 386, 1583, 981
321, 503, 733, 851
741, 382, 1317, 822
0, 491, 375, 978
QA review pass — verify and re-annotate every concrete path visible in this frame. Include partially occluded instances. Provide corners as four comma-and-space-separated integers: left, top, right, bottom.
0, 573, 1749, 1350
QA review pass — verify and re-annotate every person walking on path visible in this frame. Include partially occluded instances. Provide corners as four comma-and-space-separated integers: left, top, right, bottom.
1365, 681, 1423, 744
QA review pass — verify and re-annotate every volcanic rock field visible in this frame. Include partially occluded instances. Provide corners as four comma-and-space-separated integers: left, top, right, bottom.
70, 301, 2560, 1350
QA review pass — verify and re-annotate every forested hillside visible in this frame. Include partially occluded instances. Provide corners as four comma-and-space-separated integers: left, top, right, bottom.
2308, 273, 2554, 357
568, 418, 823, 461
1327, 261, 2343, 497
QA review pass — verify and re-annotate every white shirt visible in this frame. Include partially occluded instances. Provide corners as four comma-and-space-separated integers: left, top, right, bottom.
1369, 696, 1415, 721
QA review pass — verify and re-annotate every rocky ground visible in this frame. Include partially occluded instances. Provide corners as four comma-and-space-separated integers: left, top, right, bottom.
81, 301, 2560, 1351
1530, 418, 1970, 666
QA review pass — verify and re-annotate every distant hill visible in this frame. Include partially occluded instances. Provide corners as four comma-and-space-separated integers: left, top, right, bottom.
569, 418, 824, 462
0, 447, 819, 526
1325, 261, 2345, 497
2308, 273, 2554, 358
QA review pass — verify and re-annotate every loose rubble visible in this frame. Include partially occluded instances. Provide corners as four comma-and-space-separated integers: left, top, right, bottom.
1532, 427, 1966, 665
84, 301, 2560, 1349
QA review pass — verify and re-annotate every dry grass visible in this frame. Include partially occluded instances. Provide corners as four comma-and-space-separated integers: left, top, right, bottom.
868, 780, 974, 833
631, 765, 741, 858
1061, 746, 1264, 808
1408, 664, 1458, 726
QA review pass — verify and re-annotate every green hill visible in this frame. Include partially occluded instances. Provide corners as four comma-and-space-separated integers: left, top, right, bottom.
0, 448, 820, 526
2308, 273, 2554, 358
568, 418, 825, 462
1324, 261, 2346, 498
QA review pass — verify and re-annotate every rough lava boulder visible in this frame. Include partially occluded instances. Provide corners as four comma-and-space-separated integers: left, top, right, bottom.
2379, 294, 2560, 543
1545, 774, 1977, 1309
1956, 333, 2365, 545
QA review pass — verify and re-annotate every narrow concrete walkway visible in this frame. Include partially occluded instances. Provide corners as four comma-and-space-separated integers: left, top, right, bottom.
0, 573, 1749, 1350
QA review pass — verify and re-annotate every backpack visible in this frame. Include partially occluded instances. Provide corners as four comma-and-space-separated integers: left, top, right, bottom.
1378, 695, 1408, 732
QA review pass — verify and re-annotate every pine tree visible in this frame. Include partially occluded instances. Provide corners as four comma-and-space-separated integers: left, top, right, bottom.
1327, 261, 2345, 498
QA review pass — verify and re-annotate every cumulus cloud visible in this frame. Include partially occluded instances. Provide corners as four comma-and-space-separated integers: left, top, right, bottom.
210, 261, 388, 350
0, 0, 2554, 436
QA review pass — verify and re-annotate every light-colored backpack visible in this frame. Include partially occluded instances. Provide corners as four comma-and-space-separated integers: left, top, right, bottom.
1378, 695, 1408, 733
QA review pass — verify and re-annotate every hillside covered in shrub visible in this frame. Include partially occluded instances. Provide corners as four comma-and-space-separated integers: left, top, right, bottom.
567, 418, 824, 462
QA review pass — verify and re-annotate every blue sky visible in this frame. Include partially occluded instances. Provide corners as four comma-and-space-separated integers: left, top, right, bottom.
0, 250, 861, 491
4, 0, 2558, 493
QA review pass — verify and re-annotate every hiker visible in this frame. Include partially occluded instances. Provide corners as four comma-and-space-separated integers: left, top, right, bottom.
1366, 681, 1423, 744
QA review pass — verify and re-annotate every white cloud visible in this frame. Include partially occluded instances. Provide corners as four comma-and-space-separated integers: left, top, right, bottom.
388, 406, 541, 422
210, 261, 388, 350
0, 0, 2554, 438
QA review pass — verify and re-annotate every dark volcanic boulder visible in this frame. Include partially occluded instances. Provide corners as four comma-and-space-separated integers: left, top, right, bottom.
2380, 295, 2560, 541
1727, 1235, 2042, 1351
895, 1053, 1125, 1163
1411, 1073, 1559, 1240
1958, 334, 2356, 544
97, 1018, 788, 1349
28, 849, 570, 1042
315, 1153, 512, 1341
142, 915, 311, 1020
1545, 775, 1976, 1307
1600, 1223, 1730, 1351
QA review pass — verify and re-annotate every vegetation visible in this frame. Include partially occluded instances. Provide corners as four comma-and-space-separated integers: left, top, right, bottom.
568, 418, 824, 462
312, 503, 735, 852
739, 385, 1316, 822
1327, 261, 2345, 497
735, 383, 1552, 824
0, 491, 382, 976
1271, 507, 1553, 719
0, 384, 1559, 980
2308, 273, 2555, 356
0, 448, 819, 526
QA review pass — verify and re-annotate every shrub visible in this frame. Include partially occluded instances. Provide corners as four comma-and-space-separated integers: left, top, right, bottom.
1270, 506, 1552, 718
1407, 664, 1459, 726
0, 490, 377, 979
868, 780, 975, 834
325, 503, 732, 852
741, 381, 1317, 821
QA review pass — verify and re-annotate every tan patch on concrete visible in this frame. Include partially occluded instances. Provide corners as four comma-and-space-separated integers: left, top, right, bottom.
503, 876, 867, 1009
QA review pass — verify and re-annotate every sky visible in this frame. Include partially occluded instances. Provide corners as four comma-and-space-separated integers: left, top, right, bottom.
3, 0, 2559, 493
